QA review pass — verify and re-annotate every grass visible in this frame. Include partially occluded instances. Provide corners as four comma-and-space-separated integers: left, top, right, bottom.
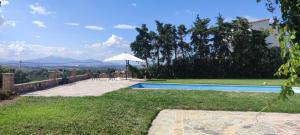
147, 79, 287, 86
1, 88, 300, 134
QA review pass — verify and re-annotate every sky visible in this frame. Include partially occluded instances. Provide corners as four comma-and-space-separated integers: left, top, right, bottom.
0, 0, 281, 61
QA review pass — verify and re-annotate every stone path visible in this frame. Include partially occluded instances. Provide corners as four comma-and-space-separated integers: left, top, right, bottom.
23, 79, 140, 97
149, 109, 300, 135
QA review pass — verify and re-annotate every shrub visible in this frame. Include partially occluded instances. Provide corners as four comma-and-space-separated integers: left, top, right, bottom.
59, 72, 69, 85
15, 70, 31, 84
128, 65, 144, 78
0, 90, 17, 100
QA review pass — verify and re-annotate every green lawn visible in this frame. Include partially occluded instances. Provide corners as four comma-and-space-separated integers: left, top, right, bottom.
1, 88, 300, 134
147, 79, 287, 86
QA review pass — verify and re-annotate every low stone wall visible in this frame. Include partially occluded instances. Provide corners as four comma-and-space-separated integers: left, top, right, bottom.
68, 74, 90, 83
14, 79, 61, 93
99, 73, 132, 78
99, 73, 109, 78
14, 74, 90, 93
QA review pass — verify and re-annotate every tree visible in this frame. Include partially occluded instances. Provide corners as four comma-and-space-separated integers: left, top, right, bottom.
171, 25, 178, 61
149, 31, 160, 76
248, 29, 271, 77
190, 16, 211, 59
155, 21, 175, 67
230, 17, 253, 76
14, 70, 31, 84
210, 14, 233, 77
211, 14, 232, 60
130, 24, 153, 69
258, 0, 300, 99
177, 24, 190, 59
131, 14, 283, 79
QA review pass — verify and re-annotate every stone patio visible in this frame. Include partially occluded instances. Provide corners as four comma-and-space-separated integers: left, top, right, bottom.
22, 79, 140, 97
149, 109, 300, 135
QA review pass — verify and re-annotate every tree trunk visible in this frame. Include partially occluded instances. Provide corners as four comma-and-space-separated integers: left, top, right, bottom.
156, 48, 160, 78
174, 48, 178, 61
145, 59, 149, 69
181, 47, 185, 59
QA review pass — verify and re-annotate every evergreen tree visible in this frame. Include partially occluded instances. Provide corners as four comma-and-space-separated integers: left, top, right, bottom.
190, 15, 211, 59
130, 24, 152, 69
177, 24, 190, 59
211, 14, 232, 60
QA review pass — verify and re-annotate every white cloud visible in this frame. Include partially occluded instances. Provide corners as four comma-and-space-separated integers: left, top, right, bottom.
243, 15, 259, 22
0, 15, 16, 28
64, 22, 80, 26
29, 3, 52, 15
103, 34, 123, 46
131, 3, 137, 7
0, 35, 131, 60
88, 34, 125, 48
0, 41, 84, 60
0, 0, 9, 6
84, 25, 104, 31
114, 24, 136, 30
85, 35, 130, 59
32, 20, 46, 28
3, 20, 15, 27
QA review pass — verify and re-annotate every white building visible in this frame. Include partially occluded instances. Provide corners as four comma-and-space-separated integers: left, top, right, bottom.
250, 19, 279, 47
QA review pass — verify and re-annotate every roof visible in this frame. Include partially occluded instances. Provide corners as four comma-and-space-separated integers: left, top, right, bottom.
249, 19, 270, 24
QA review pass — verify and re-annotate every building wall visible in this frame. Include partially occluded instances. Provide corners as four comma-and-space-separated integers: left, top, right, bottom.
250, 19, 280, 47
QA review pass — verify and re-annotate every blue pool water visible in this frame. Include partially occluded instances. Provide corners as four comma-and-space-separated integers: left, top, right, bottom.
130, 83, 285, 93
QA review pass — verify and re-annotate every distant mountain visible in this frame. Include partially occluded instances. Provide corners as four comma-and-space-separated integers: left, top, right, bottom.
0, 56, 120, 67
25, 56, 79, 63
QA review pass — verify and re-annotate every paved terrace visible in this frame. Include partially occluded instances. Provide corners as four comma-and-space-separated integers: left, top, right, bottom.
23, 79, 140, 97
149, 109, 300, 135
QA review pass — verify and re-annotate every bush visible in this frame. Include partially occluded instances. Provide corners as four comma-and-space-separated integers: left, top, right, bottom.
59, 72, 69, 85
128, 65, 144, 78
0, 90, 17, 100
15, 70, 31, 84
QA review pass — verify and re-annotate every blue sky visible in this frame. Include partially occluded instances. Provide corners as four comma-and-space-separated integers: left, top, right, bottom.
0, 0, 280, 60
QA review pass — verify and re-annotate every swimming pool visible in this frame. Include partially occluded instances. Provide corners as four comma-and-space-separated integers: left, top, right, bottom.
130, 83, 300, 93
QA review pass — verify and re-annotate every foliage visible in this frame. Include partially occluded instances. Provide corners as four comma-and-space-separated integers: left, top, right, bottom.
27, 69, 48, 81
130, 24, 153, 69
131, 15, 283, 79
258, 0, 300, 99
211, 14, 231, 60
177, 24, 191, 59
59, 70, 69, 85
128, 65, 144, 79
155, 21, 177, 67
14, 70, 31, 84
0, 90, 17, 100
190, 16, 211, 59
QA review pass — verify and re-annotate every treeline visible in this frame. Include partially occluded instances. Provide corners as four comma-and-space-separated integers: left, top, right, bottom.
130, 15, 283, 78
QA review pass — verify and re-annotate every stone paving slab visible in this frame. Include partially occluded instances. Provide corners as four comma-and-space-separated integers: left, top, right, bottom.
23, 79, 140, 97
148, 109, 300, 135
